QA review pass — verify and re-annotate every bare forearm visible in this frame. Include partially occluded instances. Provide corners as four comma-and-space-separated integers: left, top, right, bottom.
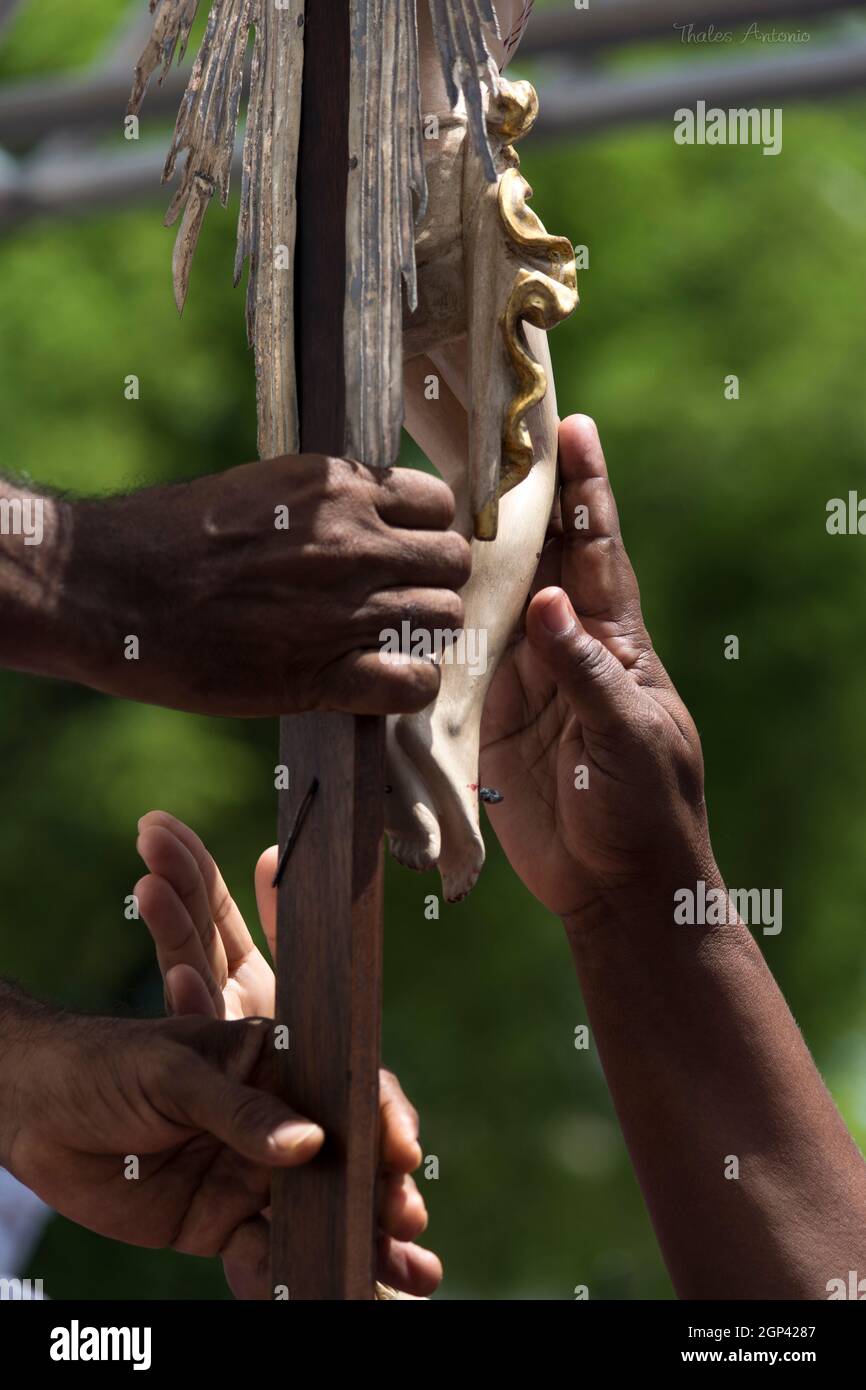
0, 478, 190, 700
484, 415, 866, 1298
567, 869, 866, 1299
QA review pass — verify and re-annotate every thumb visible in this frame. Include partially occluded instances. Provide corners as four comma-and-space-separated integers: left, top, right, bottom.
179, 1056, 325, 1168
526, 587, 637, 736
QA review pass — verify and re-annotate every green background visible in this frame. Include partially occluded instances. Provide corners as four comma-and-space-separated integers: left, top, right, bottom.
2, 1, 866, 1299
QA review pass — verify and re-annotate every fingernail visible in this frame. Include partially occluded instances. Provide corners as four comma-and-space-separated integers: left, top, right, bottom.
270, 1122, 324, 1155
540, 590, 574, 636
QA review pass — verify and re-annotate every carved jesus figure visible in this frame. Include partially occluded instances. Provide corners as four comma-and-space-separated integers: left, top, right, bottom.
386, 0, 577, 900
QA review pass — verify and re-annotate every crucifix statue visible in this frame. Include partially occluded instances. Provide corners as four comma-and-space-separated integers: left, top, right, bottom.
129, 0, 576, 1299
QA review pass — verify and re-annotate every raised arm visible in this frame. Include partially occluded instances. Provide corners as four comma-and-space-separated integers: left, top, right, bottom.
481, 414, 866, 1298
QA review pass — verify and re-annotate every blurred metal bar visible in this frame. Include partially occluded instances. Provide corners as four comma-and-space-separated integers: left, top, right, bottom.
0, 66, 189, 149
2, 0, 865, 148
0, 140, 224, 228
0, 5, 160, 151
3, 35, 866, 229
521, 0, 866, 54
535, 35, 866, 136
0, 0, 25, 39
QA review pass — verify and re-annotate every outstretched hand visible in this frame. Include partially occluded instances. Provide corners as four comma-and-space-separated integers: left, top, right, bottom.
481, 415, 715, 926
136, 809, 442, 1298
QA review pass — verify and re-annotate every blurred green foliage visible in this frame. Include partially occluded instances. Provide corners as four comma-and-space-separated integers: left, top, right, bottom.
2, 3, 866, 1299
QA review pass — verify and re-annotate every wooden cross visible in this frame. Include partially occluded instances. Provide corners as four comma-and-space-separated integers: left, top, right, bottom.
271, 3, 384, 1299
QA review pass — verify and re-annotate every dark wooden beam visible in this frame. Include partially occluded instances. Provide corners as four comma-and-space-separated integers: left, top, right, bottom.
270, 0, 384, 1301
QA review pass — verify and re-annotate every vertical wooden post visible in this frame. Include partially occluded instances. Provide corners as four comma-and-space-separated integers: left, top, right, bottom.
270, 0, 384, 1301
